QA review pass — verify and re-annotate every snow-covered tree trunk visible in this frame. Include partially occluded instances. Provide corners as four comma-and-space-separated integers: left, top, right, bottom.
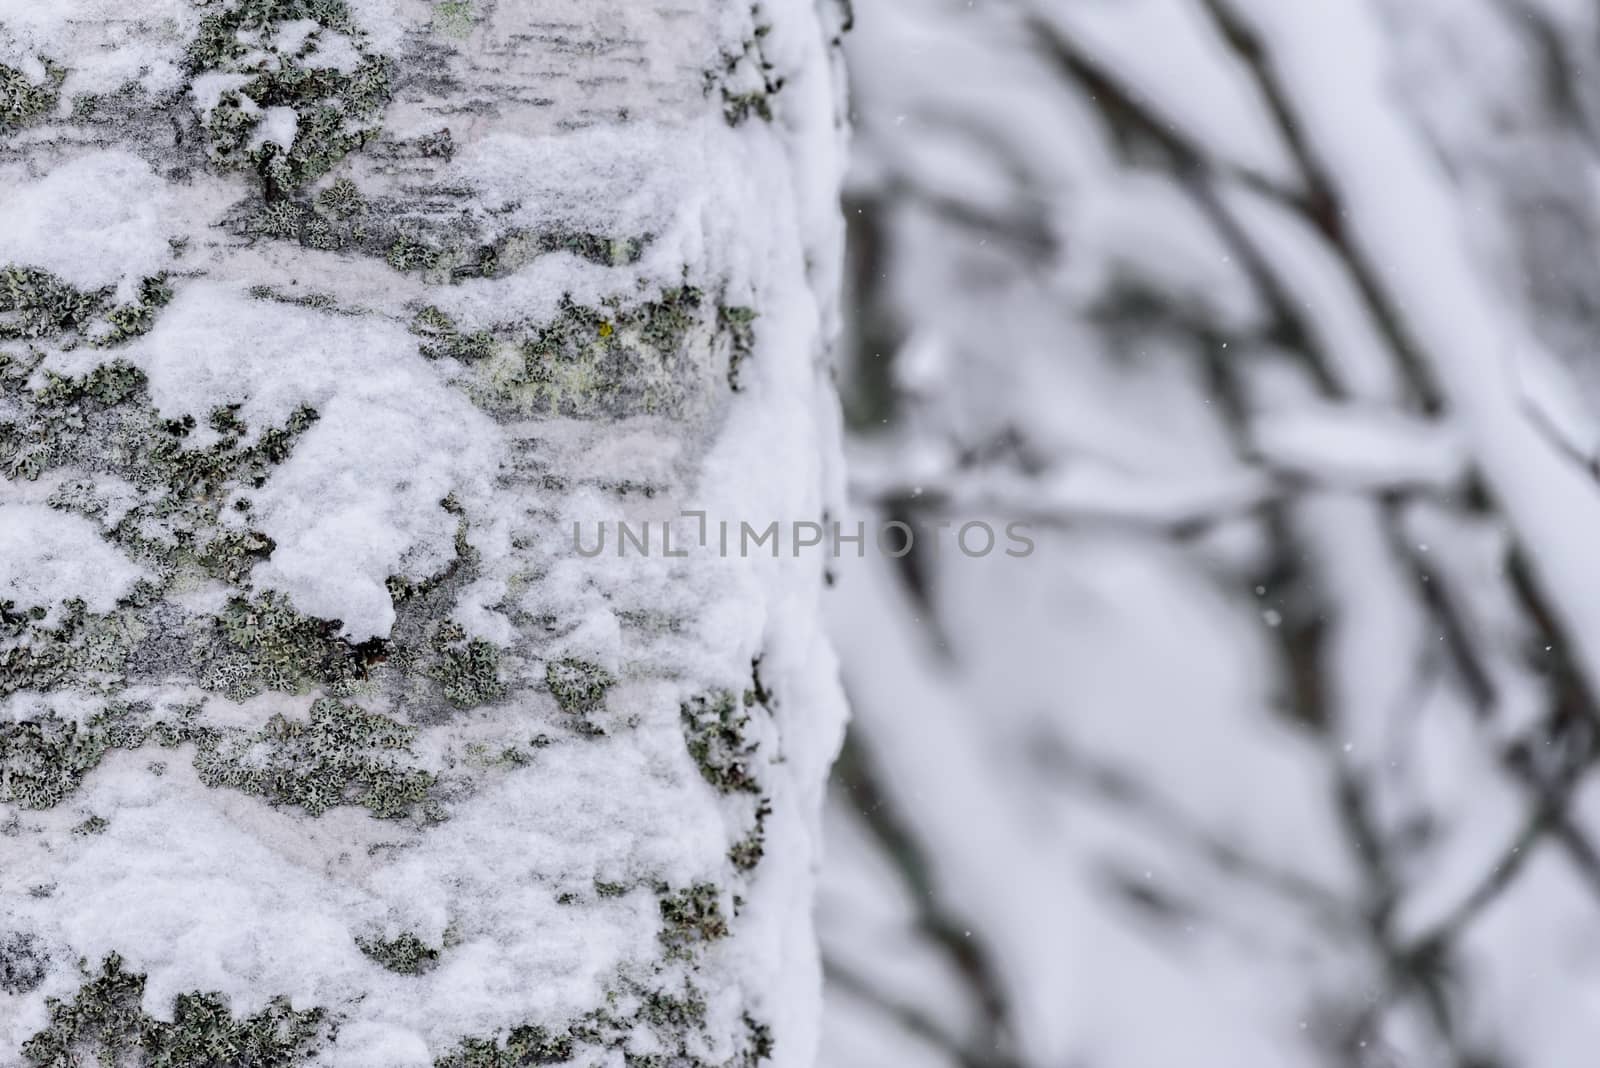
0, 2, 850, 1065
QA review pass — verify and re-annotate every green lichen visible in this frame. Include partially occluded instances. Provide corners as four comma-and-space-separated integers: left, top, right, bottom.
434, 1024, 575, 1068
315, 176, 368, 218
728, 799, 771, 873
2, 698, 435, 819
22, 954, 326, 1068
721, 92, 774, 124
379, 502, 517, 712
0, 267, 163, 364
427, 624, 507, 708
531, 230, 646, 269
434, 980, 772, 1068
240, 173, 642, 280
357, 932, 441, 975
680, 692, 761, 795
31, 361, 145, 408
463, 742, 531, 769
639, 986, 708, 1034
739, 1016, 775, 1067
743, 657, 775, 709
0, 591, 152, 701
0, 296, 312, 538
0, 266, 108, 341
192, 697, 436, 819
186, 0, 394, 197
196, 529, 276, 585
658, 883, 730, 957
247, 284, 343, 312
545, 658, 614, 717
412, 306, 497, 363
98, 274, 176, 346
386, 233, 443, 272
249, 201, 312, 240
201, 592, 378, 700
0, 704, 140, 809
477, 287, 706, 419
1, 60, 64, 131
398, 225, 639, 279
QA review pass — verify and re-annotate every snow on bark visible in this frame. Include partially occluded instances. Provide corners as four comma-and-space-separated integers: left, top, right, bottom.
0, 1, 849, 1065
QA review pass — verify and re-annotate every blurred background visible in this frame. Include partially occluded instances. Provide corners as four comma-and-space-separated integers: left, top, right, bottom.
813, 1, 1600, 1066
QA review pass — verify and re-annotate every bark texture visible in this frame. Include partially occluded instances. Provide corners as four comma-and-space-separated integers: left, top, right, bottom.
0, 1, 851, 1064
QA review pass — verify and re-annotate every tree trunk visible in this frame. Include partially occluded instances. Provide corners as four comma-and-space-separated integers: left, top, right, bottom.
0, 1, 850, 1064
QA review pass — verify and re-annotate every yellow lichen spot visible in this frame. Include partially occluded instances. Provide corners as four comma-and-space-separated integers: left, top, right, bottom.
598, 321, 614, 338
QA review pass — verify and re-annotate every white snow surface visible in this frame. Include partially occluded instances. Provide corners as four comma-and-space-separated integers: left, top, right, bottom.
0, 151, 183, 302
0, 503, 145, 620
0, 0, 198, 97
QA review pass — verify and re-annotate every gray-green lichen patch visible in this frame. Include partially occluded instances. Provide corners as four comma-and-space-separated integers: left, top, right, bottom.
0, 338, 509, 721
545, 658, 614, 724
1, 697, 438, 819
21, 954, 327, 1067
434, 1023, 574, 1068
412, 306, 498, 363
196, 527, 507, 712
246, 284, 351, 314
357, 931, 441, 975
199, 592, 380, 701
540, 655, 608, 738
657, 883, 730, 958
379, 501, 513, 716
0, 266, 172, 346
192, 698, 438, 819
0, 706, 130, 809
0, 306, 310, 576
233, 175, 646, 280
426, 623, 507, 709
0, 336, 331, 703
186, 0, 395, 197
366, 283, 750, 419
679, 692, 761, 796
681, 666, 774, 876
637, 982, 709, 1032
0, 596, 150, 703
0, 60, 64, 133
433, 977, 775, 1068
470, 287, 713, 419
0, 267, 102, 342
740, 1016, 777, 1068
728, 799, 771, 873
